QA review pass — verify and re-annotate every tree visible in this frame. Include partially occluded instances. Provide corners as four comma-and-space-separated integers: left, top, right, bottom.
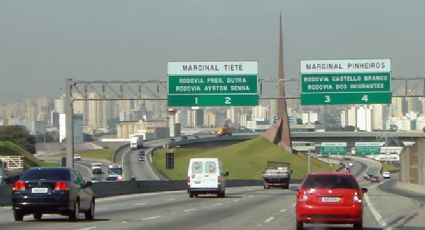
0, 125, 36, 154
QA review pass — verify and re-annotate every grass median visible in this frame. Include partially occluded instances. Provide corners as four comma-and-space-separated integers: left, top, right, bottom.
153, 136, 339, 180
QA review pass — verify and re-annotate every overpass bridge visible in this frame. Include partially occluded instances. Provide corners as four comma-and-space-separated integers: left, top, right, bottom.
165, 131, 425, 150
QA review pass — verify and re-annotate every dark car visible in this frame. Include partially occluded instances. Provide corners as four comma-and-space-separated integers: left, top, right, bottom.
12, 167, 95, 221
369, 175, 380, 183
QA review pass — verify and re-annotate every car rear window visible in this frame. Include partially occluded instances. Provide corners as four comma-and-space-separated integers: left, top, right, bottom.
192, 161, 203, 173
303, 174, 358, 189
205, 162, 217, 174
21, 169, 70, 181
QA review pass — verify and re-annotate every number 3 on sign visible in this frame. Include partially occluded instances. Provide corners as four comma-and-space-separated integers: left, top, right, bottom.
225, 97, 231, 105
324, 95, 331, 103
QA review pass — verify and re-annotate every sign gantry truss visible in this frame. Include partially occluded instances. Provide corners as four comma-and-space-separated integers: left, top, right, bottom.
68, 80, 168, 101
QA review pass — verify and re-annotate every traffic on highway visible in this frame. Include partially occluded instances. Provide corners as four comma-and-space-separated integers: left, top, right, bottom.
1, 134, 424, 230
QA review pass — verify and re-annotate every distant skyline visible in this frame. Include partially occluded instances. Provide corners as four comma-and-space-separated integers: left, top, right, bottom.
1, 0, 425, 105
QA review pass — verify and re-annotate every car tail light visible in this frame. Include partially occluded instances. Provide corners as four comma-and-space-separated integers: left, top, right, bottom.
353, 192, 362, 203
13, 181, 26, 191
297, 191, 308, 202
55, 181, 69, 191
217, 176, 222, 184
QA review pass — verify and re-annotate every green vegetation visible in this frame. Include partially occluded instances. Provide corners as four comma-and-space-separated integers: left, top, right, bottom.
153, 137, 339, 180
50, 149, 116, 162
0, 140, 57, 168
0, 125, 36, 154
77, 149, 116, 162
381, 162, 399, 172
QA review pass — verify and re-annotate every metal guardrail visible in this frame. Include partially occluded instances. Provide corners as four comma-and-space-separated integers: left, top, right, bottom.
0, 156, 23, 172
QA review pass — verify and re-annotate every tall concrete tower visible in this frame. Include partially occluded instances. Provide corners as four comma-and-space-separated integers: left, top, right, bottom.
277, 14, 293, 152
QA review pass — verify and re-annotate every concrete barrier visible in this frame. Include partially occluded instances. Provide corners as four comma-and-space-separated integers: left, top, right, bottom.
0, 179, 302, 206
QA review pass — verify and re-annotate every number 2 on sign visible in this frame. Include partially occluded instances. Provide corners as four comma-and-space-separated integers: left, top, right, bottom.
324, 95, 331, 103
225, 97, 231, 105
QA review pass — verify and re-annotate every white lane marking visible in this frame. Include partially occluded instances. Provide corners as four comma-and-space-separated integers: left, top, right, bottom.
96, 208, 109, 211
166, 198, 176, 202
122, 221, 127, 224
184, 208, 197, 212
213, 203, 223, 206
2, 207, 11, 210
248, 195, 254, 198
145, 148, 160, 180
280, 209, 287, 213
134, 202, 147, 206
142, 216, 161, 221
233, 199, 240, 202
78, 227, 97, 230
264, 217, 274, 223
364, 194, 388, 229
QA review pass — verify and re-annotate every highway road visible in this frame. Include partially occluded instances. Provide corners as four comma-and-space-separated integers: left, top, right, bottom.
2, 157, 425, 229
114, 139, 176, 181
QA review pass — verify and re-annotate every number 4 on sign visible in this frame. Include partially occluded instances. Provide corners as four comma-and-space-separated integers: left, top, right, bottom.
362, 95, 368, 102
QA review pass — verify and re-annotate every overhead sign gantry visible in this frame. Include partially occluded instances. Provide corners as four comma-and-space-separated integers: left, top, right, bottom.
300, 59, 392, 105
167, 61, 259, 106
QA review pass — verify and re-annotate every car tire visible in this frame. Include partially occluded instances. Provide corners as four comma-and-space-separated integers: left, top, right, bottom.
189, 192, 194, 198
353, 221, 362, 230
296, 221, 303, 230
13, 210, 24, 221
69, 201, 80, 221
85, 199, 95, 220
33, 213, 42, 220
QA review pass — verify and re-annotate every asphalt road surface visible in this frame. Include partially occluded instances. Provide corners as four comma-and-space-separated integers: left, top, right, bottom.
2, 157, 425, 229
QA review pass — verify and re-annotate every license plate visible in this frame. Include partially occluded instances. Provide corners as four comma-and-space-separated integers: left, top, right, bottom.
322, 197, 340, 203
32, 187, 48, 194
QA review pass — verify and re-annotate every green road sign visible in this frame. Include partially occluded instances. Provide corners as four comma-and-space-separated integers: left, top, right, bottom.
355, 142, 381, 155
167, 94, 258, 106
300, 59, 392, 105
320, 142, 347, 155
301, 92, 392, 105
168, 62, 259, 107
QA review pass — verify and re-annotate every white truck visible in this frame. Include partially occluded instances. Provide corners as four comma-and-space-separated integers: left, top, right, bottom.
262, 161, 291, 189
91, 162, 103, 174
129, 136, 143, 150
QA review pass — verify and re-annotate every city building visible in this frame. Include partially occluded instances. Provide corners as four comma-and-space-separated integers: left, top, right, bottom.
59, 113, 84, 143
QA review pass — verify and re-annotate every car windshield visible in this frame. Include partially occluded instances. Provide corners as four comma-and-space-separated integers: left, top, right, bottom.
303, 175, 358, 189
106, 176, 117, 181
21, 169, 70, 181
108, 168, 122, 175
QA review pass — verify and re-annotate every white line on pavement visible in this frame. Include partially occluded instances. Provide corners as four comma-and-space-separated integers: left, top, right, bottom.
264, 217, 274, 223
134, 202, 147, 206
166, 198, 176, 201
280, 209, 287, 213
142, 216, 161, 221
364, 194, 389, 229
96, 208, 109, 211
213, 203, 223, 206
78, 227, 97, 230
233, 199, 240, 202
184, 209, 197, 212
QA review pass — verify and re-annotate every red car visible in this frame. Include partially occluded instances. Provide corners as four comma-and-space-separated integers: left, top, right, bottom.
295, 172, 368, 230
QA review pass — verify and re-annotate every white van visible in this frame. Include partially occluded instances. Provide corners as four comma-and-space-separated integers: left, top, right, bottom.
187, 158, 228, 198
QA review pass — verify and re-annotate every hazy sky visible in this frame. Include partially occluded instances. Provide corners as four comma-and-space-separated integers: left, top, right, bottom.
1, 0, 424, 104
